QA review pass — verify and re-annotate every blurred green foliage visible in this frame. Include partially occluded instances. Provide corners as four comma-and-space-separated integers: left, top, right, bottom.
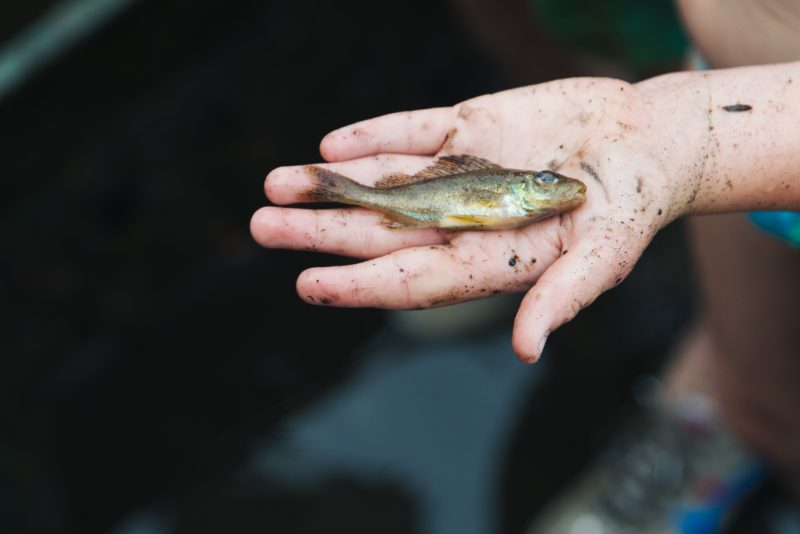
532, 0, 688, 74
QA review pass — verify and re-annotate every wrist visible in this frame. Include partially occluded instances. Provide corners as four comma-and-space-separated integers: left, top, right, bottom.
637, 62, 800, 217
635, 70, 714, 220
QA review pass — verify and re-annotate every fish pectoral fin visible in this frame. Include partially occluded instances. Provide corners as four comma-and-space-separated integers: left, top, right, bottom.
374, 154, 502, 188
380, 209, 439, 229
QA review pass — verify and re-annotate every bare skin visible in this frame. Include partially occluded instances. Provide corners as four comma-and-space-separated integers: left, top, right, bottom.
251, 62, 800, 362
674, 0, 800, 493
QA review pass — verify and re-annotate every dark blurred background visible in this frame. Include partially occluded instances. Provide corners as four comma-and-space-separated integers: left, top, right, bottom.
2, 1, 697, 533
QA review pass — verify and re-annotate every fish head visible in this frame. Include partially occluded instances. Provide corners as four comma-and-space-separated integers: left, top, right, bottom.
513, 171, 586, 215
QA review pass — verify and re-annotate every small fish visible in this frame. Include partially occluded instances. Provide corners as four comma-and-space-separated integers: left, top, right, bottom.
301, 154, 586, 230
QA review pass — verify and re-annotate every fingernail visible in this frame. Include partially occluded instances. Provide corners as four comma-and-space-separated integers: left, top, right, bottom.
538, 332, 550, 358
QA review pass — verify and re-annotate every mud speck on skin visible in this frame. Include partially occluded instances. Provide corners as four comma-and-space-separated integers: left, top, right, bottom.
635, 176, 643, 194
307, 295, 315, 302
722, 104, 752, 112
657, 209, 663, 216
319, 296, 333, 305
687, 186, 699, 206
428, 296, 454, 307
531, 257, 537, 264
457, 106, 475, 121
562, 249, 568, 255
508, 255, 518, 267
398, 267, 405, 273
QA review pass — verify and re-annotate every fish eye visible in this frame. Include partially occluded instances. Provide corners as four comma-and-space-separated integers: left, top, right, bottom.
534, 172, 559, 185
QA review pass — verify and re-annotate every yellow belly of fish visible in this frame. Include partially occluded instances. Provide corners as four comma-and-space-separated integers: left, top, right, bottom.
438, 214, 517, 228
378, 205, 530, 230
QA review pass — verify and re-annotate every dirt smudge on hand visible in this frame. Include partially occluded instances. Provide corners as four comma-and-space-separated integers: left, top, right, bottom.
580, 162, 609, 201
442, 127, 458, 151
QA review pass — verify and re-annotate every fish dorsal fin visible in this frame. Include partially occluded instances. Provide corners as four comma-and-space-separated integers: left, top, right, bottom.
373, 173, 416, 188
431, 155, 502, 174
374, 154, 501, 188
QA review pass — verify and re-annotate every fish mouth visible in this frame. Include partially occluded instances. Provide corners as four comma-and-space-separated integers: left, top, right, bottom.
565, 180, 587, 208
576, 182, 587, 203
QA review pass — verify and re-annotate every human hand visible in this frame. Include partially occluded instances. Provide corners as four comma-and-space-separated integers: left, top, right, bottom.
251, 77, 700, 361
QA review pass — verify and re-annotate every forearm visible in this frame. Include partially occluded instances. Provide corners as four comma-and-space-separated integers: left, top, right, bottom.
638, 61, 800, 216
676, 0, 800, 68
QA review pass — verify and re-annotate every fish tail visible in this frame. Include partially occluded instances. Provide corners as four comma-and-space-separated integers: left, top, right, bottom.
301, 166, 367, 203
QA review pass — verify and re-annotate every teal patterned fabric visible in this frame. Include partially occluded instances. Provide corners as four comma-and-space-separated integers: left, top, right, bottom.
749, 212, 800, 247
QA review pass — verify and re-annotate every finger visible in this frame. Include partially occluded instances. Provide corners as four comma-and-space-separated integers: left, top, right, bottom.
265, 154, 432, 205
295, 228, 562, 309
512, 238, 631, 363
319, 107, 455, 162
250, 206, 449, 259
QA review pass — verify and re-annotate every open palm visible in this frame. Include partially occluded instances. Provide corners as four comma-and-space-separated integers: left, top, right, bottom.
252, 78, 684, 361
